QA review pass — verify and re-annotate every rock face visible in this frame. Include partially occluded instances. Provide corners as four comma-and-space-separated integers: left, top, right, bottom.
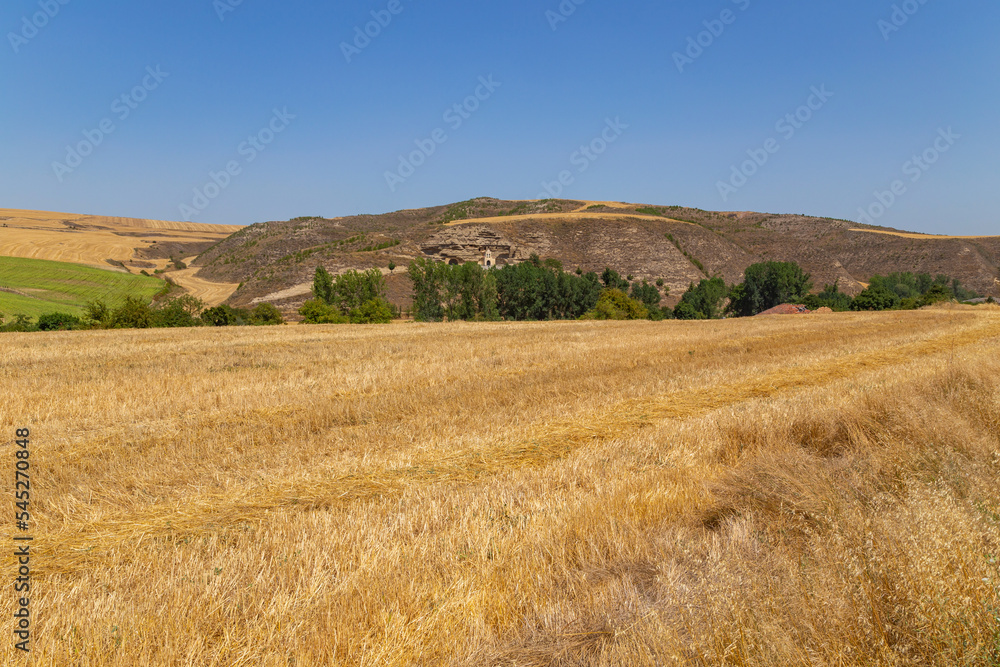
420, 226, 524, 266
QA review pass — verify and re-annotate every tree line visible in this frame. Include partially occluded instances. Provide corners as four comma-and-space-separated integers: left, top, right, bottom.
0, 295, 285, 333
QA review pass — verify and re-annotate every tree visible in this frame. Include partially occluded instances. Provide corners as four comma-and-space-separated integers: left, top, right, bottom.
802, 281, 853, 312
350, 297, 394, 324
582, 289, 649, 320
727, 261, 812, 317
600, 267, 630, 291
851, 284, 900, 311
153, 295, 205, 328
312, 266, 335, 305
388, 261, 396, 274
920, 283, 952, 306
679, 277, 728, 319
112, 296, 155, 329
249, 303, 285, 325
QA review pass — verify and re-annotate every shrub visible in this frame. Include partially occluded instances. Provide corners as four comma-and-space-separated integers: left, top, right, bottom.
852, 284, 900, 311
249, 303, 285, 326
112, 296, 155, 329
154, 295, 205, 328
85, 300, 114, 328
582, 289, 649, 320
37, 312, 83, 331
350, 298, 394, 324
201, 305, 249, 327
1, 314, 36, 332
920, 284, 952, 306
299, 299, 348, 324
802, 281, 854, 312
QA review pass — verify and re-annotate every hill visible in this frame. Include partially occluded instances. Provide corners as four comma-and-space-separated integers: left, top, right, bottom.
191, 198, 1000, 312
0, 256, 166, 319
0, 209, 244, 309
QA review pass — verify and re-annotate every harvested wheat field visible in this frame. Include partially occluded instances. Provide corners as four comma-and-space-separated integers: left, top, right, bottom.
2, 307, 1000, 665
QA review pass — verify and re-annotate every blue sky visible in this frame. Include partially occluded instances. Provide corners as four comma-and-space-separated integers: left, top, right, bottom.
1, 0, 997, 234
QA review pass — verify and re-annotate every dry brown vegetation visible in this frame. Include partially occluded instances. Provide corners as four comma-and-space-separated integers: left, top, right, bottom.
2, 307, 999, 665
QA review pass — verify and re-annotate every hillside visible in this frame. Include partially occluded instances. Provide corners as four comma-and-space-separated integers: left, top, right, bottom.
0, 209, 244, 309
192, 198, 1000, 312
0, 256, 165, 318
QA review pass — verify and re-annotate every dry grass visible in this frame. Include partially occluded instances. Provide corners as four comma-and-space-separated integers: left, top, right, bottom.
2, 307, 999, 665
849, 228, 1000, 241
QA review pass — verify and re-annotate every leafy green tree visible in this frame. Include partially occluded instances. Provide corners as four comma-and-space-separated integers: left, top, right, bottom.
920, 284, 952, 306
630, 280, 662, 316
408, 258, 447, 322
672, 300, 701, 320
84, 300, 114, 329
727, 261, 812, 317
249, 303, 285, 325
679, 277, 728, 319
112, 296, 155, 329
37, 312, 82, 331
330, 269, 386, 314
851, 284, 900, 311
802, 281, 853, 312
312, 266, 335, 305
601, 267, 630, 291
153, 295, 205, 328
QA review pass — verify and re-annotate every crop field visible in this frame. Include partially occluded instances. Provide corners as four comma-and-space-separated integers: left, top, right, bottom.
1, 308, 999, 665
0, 257, 165, 318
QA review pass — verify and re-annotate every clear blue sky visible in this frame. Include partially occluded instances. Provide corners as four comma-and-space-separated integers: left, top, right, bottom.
2, 0, 997, 234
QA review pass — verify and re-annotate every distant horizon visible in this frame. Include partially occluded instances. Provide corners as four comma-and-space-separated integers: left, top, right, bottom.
6, 196, 999, 239
3, 0, 997, 234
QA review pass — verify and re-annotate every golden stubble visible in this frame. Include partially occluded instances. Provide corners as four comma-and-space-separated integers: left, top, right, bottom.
1, 306, 998, 665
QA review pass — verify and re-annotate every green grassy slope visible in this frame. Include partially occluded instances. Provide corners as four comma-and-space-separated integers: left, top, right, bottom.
0, 257, 165, 319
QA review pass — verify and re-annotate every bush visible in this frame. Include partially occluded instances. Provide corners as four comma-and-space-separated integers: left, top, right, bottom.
201, 304, 249, 327
802, 281, 854, 312
299, 299, 349, 324
0, 314, 36, 332
112, 296, 155, 329
672, 300, 702, 320
852, 284, 900, 311
153, 295, 205, 328
920, 284, 952, 306
582, 289, 649, 320
85, 300, 114, 328
249, 303, 285, 325
350, 298, 394, 324
37, 312, 83, 331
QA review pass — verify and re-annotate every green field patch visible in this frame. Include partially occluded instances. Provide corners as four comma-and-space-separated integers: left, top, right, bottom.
0, 256, 164, 319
